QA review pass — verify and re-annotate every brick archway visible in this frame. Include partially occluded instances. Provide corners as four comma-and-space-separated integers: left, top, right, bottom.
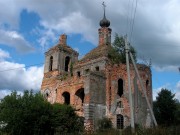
62, 91, 70, 104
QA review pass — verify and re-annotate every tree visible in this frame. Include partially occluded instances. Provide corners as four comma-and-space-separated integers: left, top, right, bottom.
50, 103, 84, 134
174, 99, 180, 125
0, 90, 83, 135
153, 88, 177, 126
108, 33, 137, 64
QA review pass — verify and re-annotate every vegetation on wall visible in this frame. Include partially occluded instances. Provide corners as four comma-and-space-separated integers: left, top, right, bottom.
108, 33, 137, 64
0, 90, 83, 135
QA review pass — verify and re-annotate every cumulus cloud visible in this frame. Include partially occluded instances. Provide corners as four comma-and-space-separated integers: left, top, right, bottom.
24, 0, 180, 70
0, 29, 34, 53
0, 49, 43, 98
0, 0, 180, 70
0, 61, 43, 91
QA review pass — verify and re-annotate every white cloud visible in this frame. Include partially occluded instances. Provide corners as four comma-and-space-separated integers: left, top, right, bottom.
0, 90, 24, 100
26, 0, 180, 70
40, 11, 97, 44
0, 0, 180, 69
0, 0, 22, 28
153, 65, 179, 72
0, 59, 43, 96
0, 29, 34, 53
0, 49, 10, 60
0, 90, 11, 99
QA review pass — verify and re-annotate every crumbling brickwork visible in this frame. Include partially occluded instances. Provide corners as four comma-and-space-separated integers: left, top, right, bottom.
41, 14, 153, 130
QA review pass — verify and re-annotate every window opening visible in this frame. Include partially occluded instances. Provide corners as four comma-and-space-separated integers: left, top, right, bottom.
95, 66, 99, 71
85, 69, 90, 74
49, 56, 53, 71
146, 80, 149, 89
65, 56, 70, 72
118, 79, 123, 97
62, 92, 70, 104
117, 101, 123, 108
75, 88, 85, 105
117, 114, 124, 129
77, 71, 81, 77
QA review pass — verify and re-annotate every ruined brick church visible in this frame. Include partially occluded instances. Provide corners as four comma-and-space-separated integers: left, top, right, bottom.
41, 8, 152, 130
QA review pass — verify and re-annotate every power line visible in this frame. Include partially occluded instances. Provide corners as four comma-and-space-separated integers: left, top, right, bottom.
129, 0, 138, 43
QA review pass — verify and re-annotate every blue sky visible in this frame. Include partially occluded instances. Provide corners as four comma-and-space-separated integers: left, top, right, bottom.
0, 0, 179, 100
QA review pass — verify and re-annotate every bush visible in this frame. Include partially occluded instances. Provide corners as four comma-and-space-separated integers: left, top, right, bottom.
0, 90, 84, 135
97, 117, 112, 131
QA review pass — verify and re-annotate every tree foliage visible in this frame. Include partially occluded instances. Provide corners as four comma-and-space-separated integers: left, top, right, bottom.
108, 33, 137, 64
0, 90, 83, 135
153, 88, 178, 126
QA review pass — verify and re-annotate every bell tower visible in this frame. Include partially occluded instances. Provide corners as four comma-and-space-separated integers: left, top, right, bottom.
43, 34, 79, 76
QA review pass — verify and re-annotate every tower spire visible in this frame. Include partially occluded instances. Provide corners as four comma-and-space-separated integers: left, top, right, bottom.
100, 2, 110, 27
98, 2, 111, 45
102, 2, 106, 18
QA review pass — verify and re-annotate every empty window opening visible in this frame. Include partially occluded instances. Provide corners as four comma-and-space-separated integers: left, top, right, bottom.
49, 56, 53, 71
46, 93, 49, 98
75, 88, 85, 105
65, 56, 70, 72
77, 71, 81, 77
118, 79, 123, 97
95, 66, 99, 71
62, 92, 70, 104
85, 69, 90, 74
117, 114, 124, 129
117, 101, 123, 108
146, 80, 149, 89
146, 80, 149, 95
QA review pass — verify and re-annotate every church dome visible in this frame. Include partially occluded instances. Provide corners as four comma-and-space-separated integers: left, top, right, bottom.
99, 16, 110, 27
99, 2, 110, 27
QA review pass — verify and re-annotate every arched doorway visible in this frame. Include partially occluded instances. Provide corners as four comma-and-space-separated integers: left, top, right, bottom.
62, 92, 70, 104
65, 56, 70, 72
117, 114, 124, 129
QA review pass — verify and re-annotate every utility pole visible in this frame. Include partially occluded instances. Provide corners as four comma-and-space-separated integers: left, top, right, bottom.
129, 52, 158, 127
125, 35, 135, 132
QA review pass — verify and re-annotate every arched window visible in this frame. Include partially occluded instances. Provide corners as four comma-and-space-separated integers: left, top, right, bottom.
62, 92, 70, 104
118, 79, 123, 97
49, 56, 53, 71
77, 71, 81, 77
65, 56, 70, 72
117, 114, 124, 129
146, 80, 149, 89
75, 88, 85, 105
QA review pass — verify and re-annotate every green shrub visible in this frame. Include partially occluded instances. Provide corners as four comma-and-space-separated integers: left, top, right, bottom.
97, 117, 112, 131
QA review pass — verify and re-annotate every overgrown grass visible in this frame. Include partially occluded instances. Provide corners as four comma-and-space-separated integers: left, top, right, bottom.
92, 125, 180, 135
